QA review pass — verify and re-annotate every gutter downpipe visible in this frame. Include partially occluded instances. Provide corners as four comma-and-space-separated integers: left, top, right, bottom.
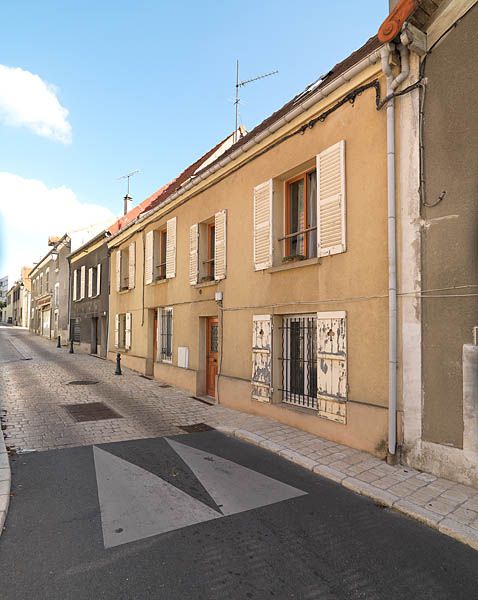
381, 42, 409, 457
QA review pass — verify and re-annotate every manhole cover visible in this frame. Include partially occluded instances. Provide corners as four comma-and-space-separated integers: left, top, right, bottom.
64, 402, 122, 422
66, 380, 99, 386
178, 423, 214, 433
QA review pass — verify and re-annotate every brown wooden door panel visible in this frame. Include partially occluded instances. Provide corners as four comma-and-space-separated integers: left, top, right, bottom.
206, 317, 218, 397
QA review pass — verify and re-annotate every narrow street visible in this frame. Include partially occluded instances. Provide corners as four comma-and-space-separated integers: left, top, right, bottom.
1, 328, 478, 599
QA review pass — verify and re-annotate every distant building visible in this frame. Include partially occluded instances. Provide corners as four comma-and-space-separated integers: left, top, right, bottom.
10, 267, 32, 328
0, 276, 8, 322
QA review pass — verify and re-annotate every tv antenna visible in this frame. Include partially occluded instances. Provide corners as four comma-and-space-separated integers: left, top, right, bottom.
234, 60, 278, 142
118, 169, 140, 215
118, 169, 140, 197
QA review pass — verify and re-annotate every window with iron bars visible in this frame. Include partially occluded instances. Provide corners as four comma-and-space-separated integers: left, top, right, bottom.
158, 307, 173, 362
279, 315, 317, 409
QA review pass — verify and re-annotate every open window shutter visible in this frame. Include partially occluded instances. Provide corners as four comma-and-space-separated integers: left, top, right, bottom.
214, 210, 226, 280
115, 250, 121, 292
189, 223, 199, 285
80, 265, 86, 299
114, 314, 119, 347
96, 263, 101, 296
251, 315, 272, 402
317, 311, 347, 424
73, 269, 77, 301
317, 140, 346, 257
88, 268, 93, 297
253, 180, 273, 270
166, 217, 177, 279
145, 231, 154, 285
128, 242, 136, 289
125, 312, 132, 349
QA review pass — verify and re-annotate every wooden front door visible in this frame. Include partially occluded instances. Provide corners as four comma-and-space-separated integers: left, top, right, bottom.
206, 317, 219, 397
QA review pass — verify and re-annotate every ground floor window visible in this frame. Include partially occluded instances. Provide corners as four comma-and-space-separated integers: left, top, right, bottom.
70, 318, 80, 343
280, 314, 317, 409
114, 313, 131, 349
158, 307, 173, 362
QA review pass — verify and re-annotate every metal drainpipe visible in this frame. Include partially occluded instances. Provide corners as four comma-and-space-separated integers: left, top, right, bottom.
381, 42, 409, 457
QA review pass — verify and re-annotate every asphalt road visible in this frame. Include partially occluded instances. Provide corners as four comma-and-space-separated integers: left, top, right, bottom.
1, 430, 477, 599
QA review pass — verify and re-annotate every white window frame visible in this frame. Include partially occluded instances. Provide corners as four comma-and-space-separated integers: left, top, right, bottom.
157, 307, 173, 363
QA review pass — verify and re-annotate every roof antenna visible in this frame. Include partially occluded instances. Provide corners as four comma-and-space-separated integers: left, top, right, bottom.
118, 169, 140, 215
234, 60, 278, 143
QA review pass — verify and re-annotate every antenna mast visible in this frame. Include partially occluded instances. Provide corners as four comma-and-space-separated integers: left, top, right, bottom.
118, 169, 140, 215
234, 61, 278, 143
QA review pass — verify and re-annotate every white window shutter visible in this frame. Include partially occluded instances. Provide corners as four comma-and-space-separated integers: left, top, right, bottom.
317, 140, 346, 257
253, 180, 273, 270
115, 250, 121, 292
73, 269, 77, 301
214, 210, 227, 280
88, 268, 93, 298
128, 242, 136, 289
125, 312, 132, 349
317, 311, 347, 424
251, 315, 272, 402
189, 223, 199, 285
114, 314, 119, 348
145, 230, 154, 285
96, 263, 101, 296
166, 217, 177, 279
80, 265, 86, 299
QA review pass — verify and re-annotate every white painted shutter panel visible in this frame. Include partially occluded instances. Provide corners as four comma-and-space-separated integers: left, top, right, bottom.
251, 315, 272, 402
166, 217, 177, 279
96, 263, 101, 295
214, 210, 226, 280
253, 180, 273, 270
128, 242, 135, 289
115, 250, 121, 292
73, 269, 77, 301
317, 140, 346, 257
317, 311, 347, 424
125, 312, 132, 349
189, 223, 199, 285
114, 314, 119, 348
145, 230, 154, 285
88, 267, 93, 298
80, 265, 86, 299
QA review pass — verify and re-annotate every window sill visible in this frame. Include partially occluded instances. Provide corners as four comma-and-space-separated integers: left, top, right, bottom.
119, 288, 131, 294
267, 257, 319, 273
152, 278, 168, 286
194, 280, 218, 289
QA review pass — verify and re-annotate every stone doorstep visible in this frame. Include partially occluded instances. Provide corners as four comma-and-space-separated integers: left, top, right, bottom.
224, 428, 478, 552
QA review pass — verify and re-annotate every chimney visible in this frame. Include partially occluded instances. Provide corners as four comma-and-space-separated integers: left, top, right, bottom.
48, 235, 60, 246
123, 194, 132, 216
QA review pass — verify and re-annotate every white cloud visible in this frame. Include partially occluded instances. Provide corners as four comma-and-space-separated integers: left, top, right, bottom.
0, 172, 116, 282
0, 65, 72, 143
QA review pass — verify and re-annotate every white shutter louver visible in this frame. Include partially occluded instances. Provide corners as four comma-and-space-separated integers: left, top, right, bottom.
251, 315, 272, 402
145, 230, 154, 285
73, 269, 77, 301
317, 311, 347, 424
116, 250, 121, 292
214, 210, 227, 280
317, 140, 346, 257
166, 217, 177, 279
114, 314, 120, 348
80, 265, 86, 299
96, 263, 101, 296
88, 267, 93, 298
128, 242, 136, 289
189, 223, 199, 285
253, 180, 273, 270
125, 312, 132, 349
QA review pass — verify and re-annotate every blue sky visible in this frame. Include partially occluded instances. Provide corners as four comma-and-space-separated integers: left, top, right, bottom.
0, 0, 387, 281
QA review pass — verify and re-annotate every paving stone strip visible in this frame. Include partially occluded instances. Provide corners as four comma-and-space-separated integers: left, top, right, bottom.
1, 328, 478, 550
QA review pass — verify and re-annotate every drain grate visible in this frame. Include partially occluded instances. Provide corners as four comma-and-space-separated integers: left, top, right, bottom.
64, 402, 122, 422
159, 384, 171, 388
66, 380, 99, 386
178, 423, 214, 433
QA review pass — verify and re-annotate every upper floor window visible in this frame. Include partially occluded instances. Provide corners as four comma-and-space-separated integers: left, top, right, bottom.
116, 243, 135, 292
285, 170, 317, 260
145, 218, 177, 285
189, 211, 226, 285
45, 268, 50, 292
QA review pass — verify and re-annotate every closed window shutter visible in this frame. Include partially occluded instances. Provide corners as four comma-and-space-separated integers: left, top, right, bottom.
80, 265, 86, 299
73, 269, 77, 301
214, 210, 227, 280
125, 312, 132, 349
166, 217, 177, 279
128, 242, 136, 289
253, 180, 273, 270
96, 263, 101, 296
317, 140, 346, 257
317, 311, 347, 424
114, 314, 119, 347
115, 250, 121, 292
88, 268, 93, 297
189, 223, 199, 285
251, 315, 272, 402
145, 230, 154, 285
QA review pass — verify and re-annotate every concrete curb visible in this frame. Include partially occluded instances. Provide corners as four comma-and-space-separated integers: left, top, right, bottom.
0, 428, 11, 538
216, 426, 478, 552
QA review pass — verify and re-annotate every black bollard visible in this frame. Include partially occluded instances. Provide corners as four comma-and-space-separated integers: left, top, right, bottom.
115, 352, 122, 375
69, 339, 74, 354
57, 335, 61, 348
